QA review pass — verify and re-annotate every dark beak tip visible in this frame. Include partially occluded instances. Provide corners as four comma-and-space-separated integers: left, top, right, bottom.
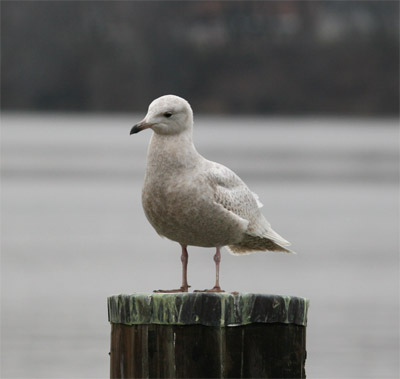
130, 125, 141, 135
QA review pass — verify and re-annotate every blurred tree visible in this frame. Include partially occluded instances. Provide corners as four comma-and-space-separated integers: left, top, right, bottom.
1, 0, 398, 115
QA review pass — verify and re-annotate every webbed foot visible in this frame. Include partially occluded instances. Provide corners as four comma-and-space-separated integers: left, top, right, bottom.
194, 286, 225, 293
153, 285, 190, 293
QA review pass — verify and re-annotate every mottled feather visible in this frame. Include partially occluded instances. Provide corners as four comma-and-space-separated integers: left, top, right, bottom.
137, 95, 293, 255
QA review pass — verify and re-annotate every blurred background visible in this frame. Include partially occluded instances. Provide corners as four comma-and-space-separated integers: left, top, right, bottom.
2, 1, 399, 115
1, 1, 399, 378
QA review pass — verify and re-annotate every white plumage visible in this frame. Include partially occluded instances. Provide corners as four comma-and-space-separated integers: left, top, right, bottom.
130, 95, 293, 292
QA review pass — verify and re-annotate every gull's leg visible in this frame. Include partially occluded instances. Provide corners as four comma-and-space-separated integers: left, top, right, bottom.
194, 247, 225, 293
180, 245, 189, 290
154, 245, 190, 293
214, 247, 223, 291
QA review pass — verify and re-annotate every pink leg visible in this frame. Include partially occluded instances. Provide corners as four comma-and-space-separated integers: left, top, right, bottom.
180, 245, 189, 290
154, 245, 190, 293
194, 247, 225, 293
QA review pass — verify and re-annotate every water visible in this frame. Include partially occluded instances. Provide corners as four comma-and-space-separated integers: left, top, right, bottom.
1, 114, 399, 378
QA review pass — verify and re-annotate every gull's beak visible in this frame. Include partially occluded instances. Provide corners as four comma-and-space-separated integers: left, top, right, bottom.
130, 120, 153, 135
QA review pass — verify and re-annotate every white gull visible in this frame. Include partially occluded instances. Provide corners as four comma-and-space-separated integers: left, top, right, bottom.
130, 95, 293, 292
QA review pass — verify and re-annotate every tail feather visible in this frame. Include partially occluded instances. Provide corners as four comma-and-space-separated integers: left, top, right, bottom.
227, 234, 294, 255
265, 228, 291, 247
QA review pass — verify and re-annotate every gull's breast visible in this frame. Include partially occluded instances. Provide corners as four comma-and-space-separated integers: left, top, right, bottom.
142, 172, 245, 247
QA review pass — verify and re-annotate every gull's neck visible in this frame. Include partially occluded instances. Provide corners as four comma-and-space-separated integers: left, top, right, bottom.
146, 129, 201, 175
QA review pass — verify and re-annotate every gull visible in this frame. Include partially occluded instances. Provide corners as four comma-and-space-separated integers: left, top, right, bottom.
130, 95, 293, 292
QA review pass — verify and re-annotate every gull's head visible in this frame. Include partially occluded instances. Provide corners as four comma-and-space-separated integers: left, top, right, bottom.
130, 95, 193, 136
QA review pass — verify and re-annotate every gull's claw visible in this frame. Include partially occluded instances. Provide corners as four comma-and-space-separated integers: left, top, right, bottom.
194, 286, 225, 293
153, 285, 190, 293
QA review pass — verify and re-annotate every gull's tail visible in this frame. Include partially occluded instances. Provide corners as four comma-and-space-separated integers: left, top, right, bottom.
227, 231, 294, 255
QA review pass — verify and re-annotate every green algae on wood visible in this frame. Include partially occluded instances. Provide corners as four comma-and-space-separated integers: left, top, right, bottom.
109, 293, 309, 377
108, 292, 309, 327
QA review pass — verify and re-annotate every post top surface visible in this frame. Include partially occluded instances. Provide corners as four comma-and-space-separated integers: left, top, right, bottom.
108, 292, 309, 327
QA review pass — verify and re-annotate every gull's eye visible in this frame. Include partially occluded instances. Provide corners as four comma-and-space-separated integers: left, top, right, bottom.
163, 112, 173, 118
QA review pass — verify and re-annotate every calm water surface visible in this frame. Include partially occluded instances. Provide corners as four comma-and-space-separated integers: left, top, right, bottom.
1, 114, 399, 378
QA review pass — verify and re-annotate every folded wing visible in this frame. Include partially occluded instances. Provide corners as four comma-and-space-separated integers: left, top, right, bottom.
207, 162, 292, 254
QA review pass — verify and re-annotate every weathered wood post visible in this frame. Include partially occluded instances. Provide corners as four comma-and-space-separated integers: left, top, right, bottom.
108, 293, 309, 378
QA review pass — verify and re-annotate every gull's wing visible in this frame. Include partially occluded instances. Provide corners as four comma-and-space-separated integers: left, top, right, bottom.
207, 162, 291, 247
207, 162, 261, 223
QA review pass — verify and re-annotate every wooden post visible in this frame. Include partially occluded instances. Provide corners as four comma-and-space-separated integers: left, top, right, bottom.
108, 293, 309, 378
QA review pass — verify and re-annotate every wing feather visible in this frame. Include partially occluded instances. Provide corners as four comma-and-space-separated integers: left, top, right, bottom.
208, 163, 261, 222
207, 162, 291, 248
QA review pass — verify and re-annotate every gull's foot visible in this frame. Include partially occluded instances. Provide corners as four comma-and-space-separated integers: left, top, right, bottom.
153, 285, 190, 293
194, 286, 225, 293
